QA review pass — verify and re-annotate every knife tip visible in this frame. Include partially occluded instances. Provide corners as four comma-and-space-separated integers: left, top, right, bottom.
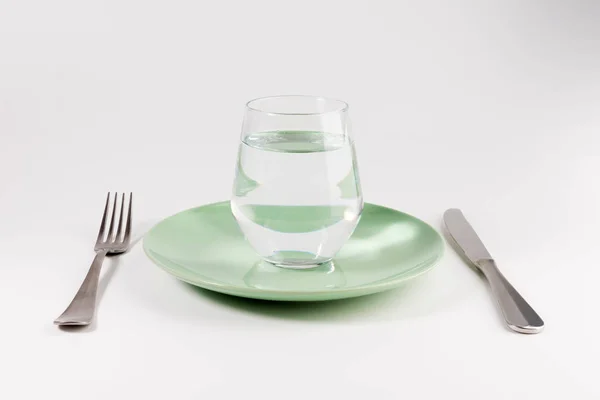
444, 208, 463, 217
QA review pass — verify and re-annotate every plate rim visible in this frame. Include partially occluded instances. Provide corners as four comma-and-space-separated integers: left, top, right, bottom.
142, 201, 444, 298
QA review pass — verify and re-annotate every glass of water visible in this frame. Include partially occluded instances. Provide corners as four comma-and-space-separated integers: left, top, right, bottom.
231, 95, 363, 269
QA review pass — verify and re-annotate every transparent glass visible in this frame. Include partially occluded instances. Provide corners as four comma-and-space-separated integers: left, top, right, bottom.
231, 95, 363, 269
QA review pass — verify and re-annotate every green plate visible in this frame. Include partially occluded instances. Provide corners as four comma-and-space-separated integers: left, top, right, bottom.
143, 201, 444, 301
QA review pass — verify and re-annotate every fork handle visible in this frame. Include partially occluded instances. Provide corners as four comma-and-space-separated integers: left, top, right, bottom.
54, 250, 108, 326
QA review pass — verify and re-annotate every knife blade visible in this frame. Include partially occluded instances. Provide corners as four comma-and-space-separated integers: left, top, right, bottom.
443, 208, 544, 334
443, 208, 492, 264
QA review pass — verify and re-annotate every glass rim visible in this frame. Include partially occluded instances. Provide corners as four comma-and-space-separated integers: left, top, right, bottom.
245, 95, 349, 116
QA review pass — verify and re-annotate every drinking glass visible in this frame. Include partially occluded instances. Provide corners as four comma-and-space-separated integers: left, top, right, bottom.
231, 95, 363, 269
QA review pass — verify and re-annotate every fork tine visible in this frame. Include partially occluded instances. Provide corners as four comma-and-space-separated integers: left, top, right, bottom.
106, 192, 118, 243
123, 193, 132, 244
115, 193, 125, 241
96, 193, 111, 244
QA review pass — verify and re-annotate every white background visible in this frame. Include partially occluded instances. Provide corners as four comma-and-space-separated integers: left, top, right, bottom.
1, 0, 599, 398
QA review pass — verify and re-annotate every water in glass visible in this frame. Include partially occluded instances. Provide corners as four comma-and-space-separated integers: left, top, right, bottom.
232, 130, 362, 267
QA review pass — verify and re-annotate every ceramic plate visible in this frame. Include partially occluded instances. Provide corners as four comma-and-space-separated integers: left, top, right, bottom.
143, 201, 443, 301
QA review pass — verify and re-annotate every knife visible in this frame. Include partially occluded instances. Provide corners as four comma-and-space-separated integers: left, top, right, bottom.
443, 209, 544, 334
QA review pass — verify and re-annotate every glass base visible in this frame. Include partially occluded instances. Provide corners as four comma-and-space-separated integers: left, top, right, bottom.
243, 260, 346, 290
264, 251, 332, 269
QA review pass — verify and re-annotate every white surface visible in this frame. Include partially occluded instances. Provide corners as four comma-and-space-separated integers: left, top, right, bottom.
1, 0, 599, 398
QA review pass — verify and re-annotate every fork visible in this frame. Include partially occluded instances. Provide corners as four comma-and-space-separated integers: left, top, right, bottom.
54, 192, 132, 326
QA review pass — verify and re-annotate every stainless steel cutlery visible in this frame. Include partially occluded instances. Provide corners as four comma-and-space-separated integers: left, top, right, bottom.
55, 193, 132, 326
444, 209, 544, 334
54, 196, 543, 333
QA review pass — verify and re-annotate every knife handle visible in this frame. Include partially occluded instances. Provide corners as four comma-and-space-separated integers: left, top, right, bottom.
477, 259, 544, 334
